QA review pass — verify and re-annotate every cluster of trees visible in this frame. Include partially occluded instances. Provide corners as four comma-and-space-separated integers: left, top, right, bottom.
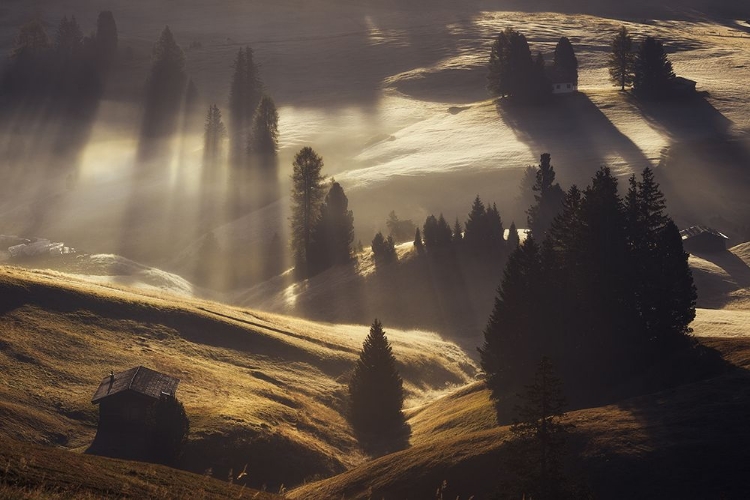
480, 166, 696, 401
609, 27, 677, 98
1, 12, 117, 110
348, 319, 406, 447
487, 28, 578, 102
290, 147, 355, 278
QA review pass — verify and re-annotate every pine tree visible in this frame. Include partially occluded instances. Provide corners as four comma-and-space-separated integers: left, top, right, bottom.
249, 94, 279, 157
479, 238, 544, 397
228, 48, 248, 164
452, 218, 463, 244
413, 228, 425, 255
348, 319, 405, 438
487, 203, 506, 253
308, 181, 355, 275
203, 104, 226, 167
95, 11, 118, 67
553, 37, 578, 85
508, 221, 520, 249
290, 147, 327, 277
244, 46, 263, 124
508, 357, 570, 500
527, 153, 565, 239
372, 232, 397, 263
634, 36, 675, 99
464, 195, 488, 251
608, 26, 635, 91
141, 26, 186, 140
487, 28, 534, 100
436, 214, 453, 248
55, 16, 83, 56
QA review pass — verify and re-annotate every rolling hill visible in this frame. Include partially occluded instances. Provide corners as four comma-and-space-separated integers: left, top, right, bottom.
0, 265, 477, 492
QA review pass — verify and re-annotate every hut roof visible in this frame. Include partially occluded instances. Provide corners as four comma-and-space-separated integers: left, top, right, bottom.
92, 366, 179, 404
680, 225, 728, 241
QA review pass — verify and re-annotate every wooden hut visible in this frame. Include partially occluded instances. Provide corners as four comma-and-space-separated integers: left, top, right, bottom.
89, 366, 179, 458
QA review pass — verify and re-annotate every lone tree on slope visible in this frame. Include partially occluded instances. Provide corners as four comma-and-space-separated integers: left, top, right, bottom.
348, 319, 406, 441
608, 26, 635, 91
249, 94, 279, 158
290, 147, 326, 277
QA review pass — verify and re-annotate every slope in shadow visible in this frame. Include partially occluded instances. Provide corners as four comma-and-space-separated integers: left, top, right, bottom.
498, 93, 652, 187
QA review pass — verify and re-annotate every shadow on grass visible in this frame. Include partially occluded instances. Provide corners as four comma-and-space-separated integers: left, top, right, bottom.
497, 93, 652, 187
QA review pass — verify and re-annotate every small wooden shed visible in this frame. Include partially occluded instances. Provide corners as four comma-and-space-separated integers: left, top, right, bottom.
90, 366, 179, 458
680, 226, 729, 254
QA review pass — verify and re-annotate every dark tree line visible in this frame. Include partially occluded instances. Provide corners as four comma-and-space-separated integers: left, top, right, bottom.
1, 12, 117, 124
480, 166, 696, 404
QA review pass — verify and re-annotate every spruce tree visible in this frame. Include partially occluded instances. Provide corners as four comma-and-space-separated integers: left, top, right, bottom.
527, 153, 564, 239
508, 221, 520, 249
634, 36, 675, 99
436, 214, 453, 247
508, 357, 570, 500
55, 16, 83, 56
372, 232, 397, 263
203, 104, 226, 168
290, 147, 326, 277
141, 26, 186, 140
348, 319, 405, 438
608, 26, 635, 91
553, 37, 578, 85
452, 218, 463, 244
249, 94, 279, 157
464, 195, 488, 251
487, 203, 506, 253
479, 238, 544, 397
487, 28, 534, 100
423, 215, 438, 251
95, 11, 118, 67
413, 228, 424, 255
308, 181, 355, 275
228, 48, 248, 164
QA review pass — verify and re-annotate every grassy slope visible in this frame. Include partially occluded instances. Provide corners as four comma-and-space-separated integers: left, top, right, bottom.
290, 335, 750, 500
0, 436, 280, 500
0, 265, 476, 491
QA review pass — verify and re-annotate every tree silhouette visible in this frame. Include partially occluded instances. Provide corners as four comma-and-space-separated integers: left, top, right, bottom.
488, 28, 549, 103
386, 211, 417, 243
141, 26, 186, 140
413, 228, 424, 255
308, 181, 355, 275
290, 147, 326, 277
372, 232, 397, 264
348, 319, 406, 441
228, 46, 263, 165
634, 36, 675, 99
95, 11, 118, 68
507, 357, 571, 500
55, 16, 83, 56
526, 153, 565, 239
609, 26, 635, 91
203, 104, 226, 168
452, 218, 463, 244
507, 221, 520, 249
249, 95, 279, 157
482, 166, 696, 403
553, 37, 578, 85
464, 196, 488, 251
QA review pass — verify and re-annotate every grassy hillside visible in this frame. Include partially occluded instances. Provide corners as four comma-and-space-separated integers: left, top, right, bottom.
0, 435, 280, 500
290, 336, 750, 500
0, 265, 476, 491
